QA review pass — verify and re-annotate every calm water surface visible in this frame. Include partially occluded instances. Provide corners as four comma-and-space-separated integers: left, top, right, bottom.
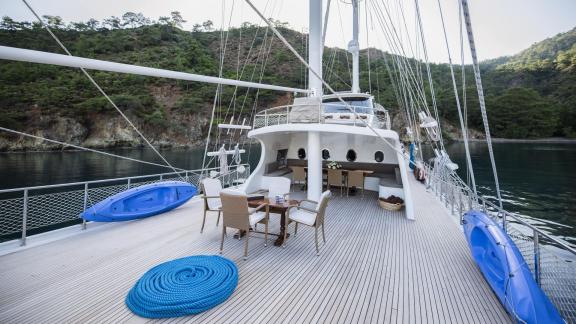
0, 142, 574, 244
430, 142, 576, 245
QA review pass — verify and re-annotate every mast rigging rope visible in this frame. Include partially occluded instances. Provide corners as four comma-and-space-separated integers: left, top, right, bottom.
21, 0, 185, 180
0, 127, 186, 171
436, 0, 477, 195
460, 0, 504, 208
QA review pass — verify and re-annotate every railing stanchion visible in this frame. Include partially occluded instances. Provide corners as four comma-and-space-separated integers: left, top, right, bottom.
459, 190, 463, 221
82, 183, 88, 230
534, 230, 541, 285
159, 175, 163, 181
21, 189, 28, 246
502, 210, 507, 232
451, 185, 455, 215
127, 178, 131, 189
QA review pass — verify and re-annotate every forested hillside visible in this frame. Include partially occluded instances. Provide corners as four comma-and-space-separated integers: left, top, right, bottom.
0, 13, 574, 151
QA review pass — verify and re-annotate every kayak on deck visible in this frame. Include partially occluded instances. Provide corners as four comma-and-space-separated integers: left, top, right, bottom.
82, 181, 197, 222
462, 210, 563, 324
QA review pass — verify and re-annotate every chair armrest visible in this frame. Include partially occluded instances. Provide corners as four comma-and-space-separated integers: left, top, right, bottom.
250, 202, 269, 213
289, 205, 317, 214
299, 199, 318, 205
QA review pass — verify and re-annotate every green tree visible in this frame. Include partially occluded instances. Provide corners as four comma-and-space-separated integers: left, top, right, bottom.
487, 88, 559, 138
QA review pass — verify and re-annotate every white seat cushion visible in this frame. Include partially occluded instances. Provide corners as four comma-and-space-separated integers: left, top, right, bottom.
202, 178, 223, 210
289, 209, 317, 226
212, 202, 222, 210
249, 212, 267, 226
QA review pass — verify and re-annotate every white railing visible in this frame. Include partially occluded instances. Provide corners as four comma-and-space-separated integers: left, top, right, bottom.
0, 164, 250, 246
423, 161, 576, 322
253, 103, 390, 129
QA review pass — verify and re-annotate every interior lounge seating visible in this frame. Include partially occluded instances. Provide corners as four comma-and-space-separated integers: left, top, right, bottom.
326, 169, 345, 196
346, 170, 365, 198
290, 166, 306, 191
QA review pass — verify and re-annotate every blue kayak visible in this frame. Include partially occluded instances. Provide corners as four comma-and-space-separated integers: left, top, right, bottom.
462, 211, 563, 323
82, 181, 197, 222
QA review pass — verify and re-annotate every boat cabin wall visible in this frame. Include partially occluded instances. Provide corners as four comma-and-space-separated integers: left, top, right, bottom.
243, 132, 400, 192
285, 132, 398, 165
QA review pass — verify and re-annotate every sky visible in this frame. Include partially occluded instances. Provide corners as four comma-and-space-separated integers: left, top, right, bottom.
1, 0, 575, 63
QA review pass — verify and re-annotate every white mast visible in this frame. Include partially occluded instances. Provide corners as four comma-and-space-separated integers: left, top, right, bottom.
306, 0, 323, 201
349, 0, 360, 93
308, 0, 324, 97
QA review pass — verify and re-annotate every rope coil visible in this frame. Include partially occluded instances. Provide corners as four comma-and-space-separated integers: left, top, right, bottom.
126, 255, 238, 318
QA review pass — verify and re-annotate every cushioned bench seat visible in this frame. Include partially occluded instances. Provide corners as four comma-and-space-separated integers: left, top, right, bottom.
265, 168, 292, 177
378, 174, 403, 188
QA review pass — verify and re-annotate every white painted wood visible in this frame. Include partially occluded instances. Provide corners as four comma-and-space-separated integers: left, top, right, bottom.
307, 131, 322, 201
206, 149, 246, 157
217, 124, 252, 130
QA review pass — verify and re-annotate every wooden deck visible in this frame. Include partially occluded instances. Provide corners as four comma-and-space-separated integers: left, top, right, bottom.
0, 177, 510, 323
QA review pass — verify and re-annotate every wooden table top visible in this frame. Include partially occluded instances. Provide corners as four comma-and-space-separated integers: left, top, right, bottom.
248, 198, 299, 212
299, 167, 374, 174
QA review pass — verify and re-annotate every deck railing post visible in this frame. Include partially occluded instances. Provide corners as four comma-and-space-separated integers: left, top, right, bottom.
159, 175, 163, 181
459, 191, 463, 221
20, 189, 28, 246
533, 230, 541, 285
185, 171, 189, 183
82, 183, 88, 230
482, 197, 487, 213
502, 211, 507, 232
127, 178, 131, 189
451, 185, 455, 215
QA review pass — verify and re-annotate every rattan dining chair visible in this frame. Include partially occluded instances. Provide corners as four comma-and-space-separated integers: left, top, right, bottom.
267, 176, 292, 199
284, 190, 331, 255
327, 169, 344, 196
346, 170, 365, 198
219, 190, 269, 260
290, 166, 306, 191
200, 178, 223, 233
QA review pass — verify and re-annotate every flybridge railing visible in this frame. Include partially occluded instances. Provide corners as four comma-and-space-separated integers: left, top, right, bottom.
424, 161, 576, 322
253, 104, 390, 129
0, 164, 250, 246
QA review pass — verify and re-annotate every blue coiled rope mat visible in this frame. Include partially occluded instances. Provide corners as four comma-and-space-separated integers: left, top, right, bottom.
126, 255, 238, 318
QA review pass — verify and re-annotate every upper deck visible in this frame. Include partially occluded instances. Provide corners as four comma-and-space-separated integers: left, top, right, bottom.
253, 93, 391, 130
0, 175, 510, 323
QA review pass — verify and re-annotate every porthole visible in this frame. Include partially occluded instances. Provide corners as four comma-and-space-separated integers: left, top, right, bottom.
346, 149, 357, 162
297, 148, 306, 159
375, 151, 384, 163
322, 149, 330, 160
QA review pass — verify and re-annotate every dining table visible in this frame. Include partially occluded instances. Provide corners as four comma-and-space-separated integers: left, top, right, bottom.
247, 197, 299, 246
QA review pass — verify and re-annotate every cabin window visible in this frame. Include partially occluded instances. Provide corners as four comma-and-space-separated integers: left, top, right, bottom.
297, 148, 306, 160
322, 149, 330, 160
346, 149, 357, 162
375, 151, 384, 163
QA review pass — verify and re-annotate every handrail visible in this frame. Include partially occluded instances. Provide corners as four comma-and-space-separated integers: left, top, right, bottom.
423, 161, 576, 256
0, 166, 222, 194
254, 103, 376, 116
253, 103, 389, 129
0, 164, 250, 246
